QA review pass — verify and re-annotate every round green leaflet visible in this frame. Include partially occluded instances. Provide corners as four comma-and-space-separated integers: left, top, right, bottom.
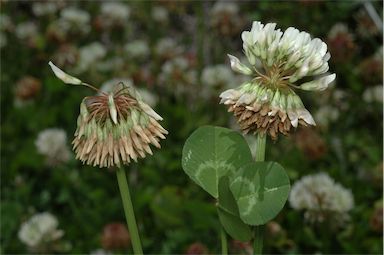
181, 126, 253, 198
230, 162, 290, 226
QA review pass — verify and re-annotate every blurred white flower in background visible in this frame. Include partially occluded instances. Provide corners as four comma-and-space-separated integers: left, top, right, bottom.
155, 37, 184, 59
35, 128, 71, 166
124, 40, 150, 60
18, 212, 64, 248
100, 78, 158, 107
0, 32, 6, 48
90, 249, 112, 255
151, 6, 169, 24
211, 1, 243, 36
314, 105, 340, 129
201, 64, 235, 89
100, 78, 134, 94
363, 85, 383, 103
75, 42, 107, 73
97, 57, 124, 72
201, 64, 236, 98
32, 2, 61, 16
0, 13, 13, 31
59, 7, 90, 35
15, 21, 38, 40
159, 56, 197, 96
98, 2, 130, 28
289, 172, 354, 224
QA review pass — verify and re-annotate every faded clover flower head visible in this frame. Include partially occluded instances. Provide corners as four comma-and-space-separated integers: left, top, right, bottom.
49, 62, 168, 168
220, 21, 336, 140
18, 212, 64, 248
289, 172, 354, 224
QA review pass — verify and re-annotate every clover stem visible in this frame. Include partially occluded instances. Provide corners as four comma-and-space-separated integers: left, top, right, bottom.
116, 167, 143, 254
220, 226, 228, 255
253, 133, 266, 254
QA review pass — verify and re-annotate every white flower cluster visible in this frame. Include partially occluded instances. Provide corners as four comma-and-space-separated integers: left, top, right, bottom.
232, 21, 335, 90
15, 22, 38, 40
32, 2, 61, 16
201, 65, 235, 89
158, 56, 197, 95
212, 1, 238, 17
314, 105, 340, 129
99, 2, 130, 27
0, 14, 12, 48
155, 37, 184, 59
100, 78, 158, 108
35, 128, 70, 166
328, 23, 350, 39
289, 173, 354, 222
18, 212, 64, 248
363, 85, 383, 103
58, 7, 91, 35
124, 40, 150, 60
151, 6, 169, 24
75, 42, 107, 73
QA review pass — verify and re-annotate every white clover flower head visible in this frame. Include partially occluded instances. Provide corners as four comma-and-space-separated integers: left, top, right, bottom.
100, 2, 130, 27
61, 8, 90, 26
151, 6, 169, 24
328, 23, 350, 39
35, 128, 71, 166
363, 85, 383, 103
96, 57, 124, 72
211, 1, 243, 36
15, 22, 38, 40
124, 40, 150, 60
75, 42, 107, 73
314, 105, 340, 129
32, 2, 60, 16
220, 21, 336, 139
289, 172, 354, 224
0, 32, 7, 48
18, 212, 64, 248
0, 14, 13, 31
201, 64, 235, 89
59, 7, 91, 35
155, 38, 184, 59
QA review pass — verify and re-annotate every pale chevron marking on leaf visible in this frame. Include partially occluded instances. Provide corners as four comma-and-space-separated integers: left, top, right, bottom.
194, 160, 235, 189
231, 176, 256, 195
184, 149, 192, 163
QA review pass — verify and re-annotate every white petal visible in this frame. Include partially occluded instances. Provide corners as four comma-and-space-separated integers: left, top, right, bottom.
287, 110, 299, 128
236, 93, 255, 105
139, 101, 163, 121
219, 89, 240, 100
48, 61, 82, 85
227, 54, 253, 75
299, 74, 336, 91
297, 109, 316, 126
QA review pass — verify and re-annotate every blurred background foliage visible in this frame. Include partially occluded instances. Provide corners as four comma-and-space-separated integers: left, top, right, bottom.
1, 0, 383, 254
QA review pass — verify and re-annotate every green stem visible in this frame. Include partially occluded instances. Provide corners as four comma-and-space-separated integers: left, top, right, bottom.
116, 167, 143, 255
253, 225, 264, 254
220, 226, 228, 255
255, 133, 266, 162
253, 133, 266, 254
